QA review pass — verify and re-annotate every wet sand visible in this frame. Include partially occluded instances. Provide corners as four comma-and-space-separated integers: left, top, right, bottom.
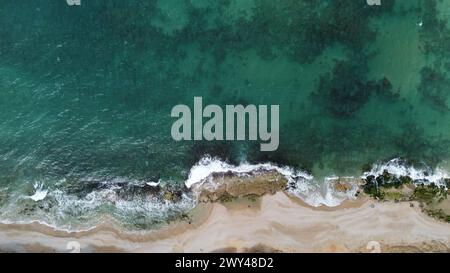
0, 191, 449, 253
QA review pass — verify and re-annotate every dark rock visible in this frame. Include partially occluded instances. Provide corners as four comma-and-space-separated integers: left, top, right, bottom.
116, 183, 161, 199
197, 171, 288, 203
444, 178, 450, 188
400, 176, 413, 185
162, 187, 183, 203
382, 170, 392, 182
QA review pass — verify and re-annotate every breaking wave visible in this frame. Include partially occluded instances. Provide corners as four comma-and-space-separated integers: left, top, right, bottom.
185, 156, 359, 207
1, 157, 449, 231
362, 158, 449, 187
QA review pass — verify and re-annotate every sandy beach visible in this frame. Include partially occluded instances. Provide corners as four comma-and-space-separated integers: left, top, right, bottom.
1, 190, 449, 253
2, 0, 450, 255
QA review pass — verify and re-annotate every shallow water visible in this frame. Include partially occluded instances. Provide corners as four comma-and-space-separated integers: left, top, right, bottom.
1, 0, 450, 229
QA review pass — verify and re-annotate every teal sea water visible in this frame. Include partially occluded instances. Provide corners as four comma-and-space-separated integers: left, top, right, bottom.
1, 0, 450, 229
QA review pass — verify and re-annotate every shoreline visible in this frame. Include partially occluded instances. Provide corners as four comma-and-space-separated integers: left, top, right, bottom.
1, 157, 450, 253
1, 191, 449, 253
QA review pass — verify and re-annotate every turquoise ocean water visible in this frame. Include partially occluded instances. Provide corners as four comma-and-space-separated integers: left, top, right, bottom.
1, 0, 450, 229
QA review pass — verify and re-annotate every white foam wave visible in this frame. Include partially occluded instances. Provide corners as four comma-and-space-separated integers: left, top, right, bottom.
185, 156, 312, 188
0, 219, 97, 233
184, 156, 357, 207
362, 158, 449, 186
20, 185, 196, 231
288, 176, 359, 207
28, 182, 48, 202
6, 157, 449, 231
146, 180, 161, 187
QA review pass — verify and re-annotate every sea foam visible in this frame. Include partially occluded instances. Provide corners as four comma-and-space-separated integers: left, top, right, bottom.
362, 158, 449, 187
184, 156, 358, 207
28, 182, 48, 202
3, 157, 450, 232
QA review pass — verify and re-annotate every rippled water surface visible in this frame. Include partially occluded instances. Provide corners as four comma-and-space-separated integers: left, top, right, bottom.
1, 0, 450, 229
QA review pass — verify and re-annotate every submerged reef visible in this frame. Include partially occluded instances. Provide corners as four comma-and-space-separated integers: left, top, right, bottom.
420, 0, 450, 60
311, 59, 399, 117
313, 59, 372, 117
418, 0, 450, 113
0, 0, 440, 177
3, 0, 450, 230
238, 0, 395, 63
418, 67, 450, 113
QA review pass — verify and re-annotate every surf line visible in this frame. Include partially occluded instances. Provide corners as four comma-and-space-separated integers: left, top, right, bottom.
171, 97, 279, 151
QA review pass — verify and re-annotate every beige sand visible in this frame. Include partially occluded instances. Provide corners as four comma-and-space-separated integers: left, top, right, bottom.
0, 192, 449, 253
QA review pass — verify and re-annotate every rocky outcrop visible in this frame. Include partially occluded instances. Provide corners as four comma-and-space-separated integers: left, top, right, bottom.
331, 177, 363, 193
362, 169, 450, 223
193, 171, 288, 203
